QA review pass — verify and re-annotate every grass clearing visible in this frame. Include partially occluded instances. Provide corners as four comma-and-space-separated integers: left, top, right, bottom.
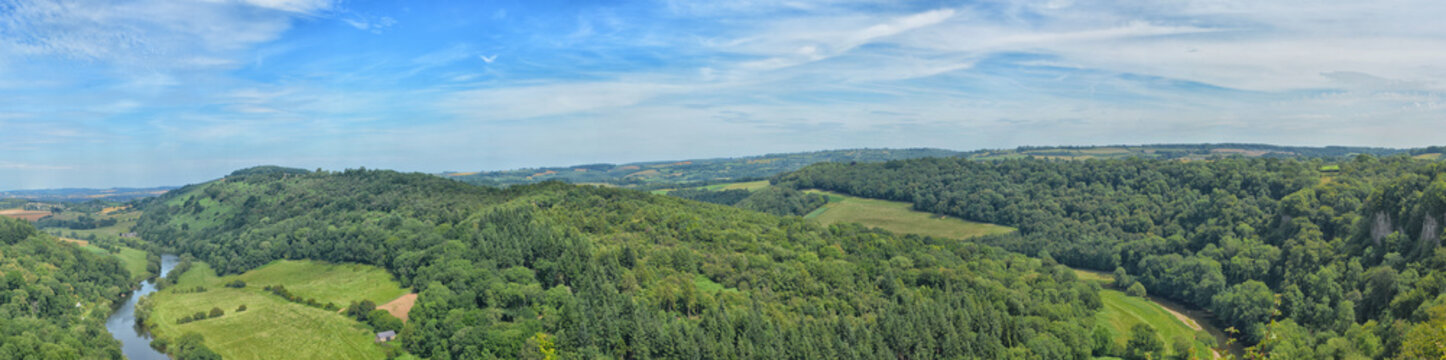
1073, 269, 1215, 359
114, 246, 150, 280
232, 260, 408, 306
802, 190, 1016, 240
148, 260, 408, 360
693, 274, 739, 294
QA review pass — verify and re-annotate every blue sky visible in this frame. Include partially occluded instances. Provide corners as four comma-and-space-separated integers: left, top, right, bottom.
2, 0, 1445, 188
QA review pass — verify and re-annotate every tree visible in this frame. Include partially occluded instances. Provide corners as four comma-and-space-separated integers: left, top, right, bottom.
209, 307, 224, 318
1127, 282, 1148, 298
522, 332, 558, 360
1212, 281, 1276, 341
366, 310, 403, 332
1126, 323, 1163, 360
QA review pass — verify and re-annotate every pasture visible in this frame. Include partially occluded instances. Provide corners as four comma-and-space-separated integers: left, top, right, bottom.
147, 260, 409, 360
802, 190, 1016, 240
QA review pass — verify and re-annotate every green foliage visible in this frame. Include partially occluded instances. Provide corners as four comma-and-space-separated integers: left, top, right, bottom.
1127, 323, 1164, 360
1127, 282, 1148, 297
171, 332, 222, 360
0, 216, 130, 359
137, 168, 1104, 359
780, 154, 1446, 357
366, 310, 403, 332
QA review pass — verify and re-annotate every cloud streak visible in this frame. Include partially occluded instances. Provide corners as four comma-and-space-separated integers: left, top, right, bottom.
2, 0, 1445, 188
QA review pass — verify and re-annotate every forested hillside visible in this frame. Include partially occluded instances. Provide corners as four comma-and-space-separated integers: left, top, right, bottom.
135, 167, 1109, 359
0, 216, 132, 359
779, 155, 1446, 359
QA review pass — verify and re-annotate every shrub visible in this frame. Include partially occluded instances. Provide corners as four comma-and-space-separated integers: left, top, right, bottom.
1127, 282, 1148, 298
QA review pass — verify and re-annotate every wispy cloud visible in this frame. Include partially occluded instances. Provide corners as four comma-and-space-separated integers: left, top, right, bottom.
2, 0, 1445, 188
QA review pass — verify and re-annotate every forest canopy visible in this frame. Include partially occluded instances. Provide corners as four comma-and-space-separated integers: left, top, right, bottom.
134, 167, 1107, 359
777, 154, 1446, 358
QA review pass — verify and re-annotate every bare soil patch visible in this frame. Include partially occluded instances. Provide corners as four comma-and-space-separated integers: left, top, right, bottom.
378, 293, 417, 322
0, 209, 51, 221
57, 237, 90, 246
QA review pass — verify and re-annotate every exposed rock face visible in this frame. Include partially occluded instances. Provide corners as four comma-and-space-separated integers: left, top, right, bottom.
1422, 215, 1443, 253
1371, 212, 1395, 245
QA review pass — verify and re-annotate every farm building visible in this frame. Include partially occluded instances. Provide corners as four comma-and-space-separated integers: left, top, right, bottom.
375, 330, 396, 343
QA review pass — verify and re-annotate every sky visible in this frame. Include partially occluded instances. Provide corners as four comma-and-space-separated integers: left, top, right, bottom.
2, 0, 1445, 188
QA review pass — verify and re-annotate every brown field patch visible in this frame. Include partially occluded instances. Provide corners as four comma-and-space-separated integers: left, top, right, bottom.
377, 293, 418, 322
101, 205, 129, 214
626, 169, 661, 178
530, 170, 558, 177
445, 172, 480, 177
57, 237, 90, 246
669, 161, 693, 166
573, 168, 587, 172
746, 158, 778, 164
618, 165, 641, 171
0, 209, 51, 221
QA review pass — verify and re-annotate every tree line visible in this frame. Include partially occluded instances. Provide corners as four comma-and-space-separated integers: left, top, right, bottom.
777, 154, 1446, 359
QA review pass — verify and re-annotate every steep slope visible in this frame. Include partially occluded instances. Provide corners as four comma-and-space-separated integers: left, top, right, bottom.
0, 216, 132, 359
135, 167, 1104, 359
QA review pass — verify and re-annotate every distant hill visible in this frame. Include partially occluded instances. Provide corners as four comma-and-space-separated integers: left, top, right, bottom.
0, 186, 177, 202
442, 148, 962, 189
960, 143, 1409, 161
443, 144, 1420, 189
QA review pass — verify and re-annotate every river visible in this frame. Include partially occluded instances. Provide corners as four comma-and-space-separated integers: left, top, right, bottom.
106, 254, 178, 360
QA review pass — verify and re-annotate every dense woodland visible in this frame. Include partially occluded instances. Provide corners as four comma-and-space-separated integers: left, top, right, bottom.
135, 167, 1114, 359
667, 187, 829, 217
0, 216, 131, 359
779, 155, 1446, 359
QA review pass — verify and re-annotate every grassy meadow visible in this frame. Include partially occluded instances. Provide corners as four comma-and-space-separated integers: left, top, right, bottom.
1073, 269, 1215, 359
802, 189, 1017, 240
147, 260, 409, 360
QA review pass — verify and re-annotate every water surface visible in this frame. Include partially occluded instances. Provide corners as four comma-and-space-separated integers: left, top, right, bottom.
105, 254, 178, 360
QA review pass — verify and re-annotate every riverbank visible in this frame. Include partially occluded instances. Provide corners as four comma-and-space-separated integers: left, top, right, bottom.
106, 254, 178, 360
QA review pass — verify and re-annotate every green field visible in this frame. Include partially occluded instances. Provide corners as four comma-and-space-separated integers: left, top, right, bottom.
148, 260, 408, 360
802, 190, 1016, 240
115, 246, 151, 281
701, 180, 770, 191
1074, 269, 1214, 359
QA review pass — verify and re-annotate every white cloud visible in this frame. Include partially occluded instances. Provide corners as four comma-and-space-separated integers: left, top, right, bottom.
239, 0, 334, 14
443, 82, 684, 120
